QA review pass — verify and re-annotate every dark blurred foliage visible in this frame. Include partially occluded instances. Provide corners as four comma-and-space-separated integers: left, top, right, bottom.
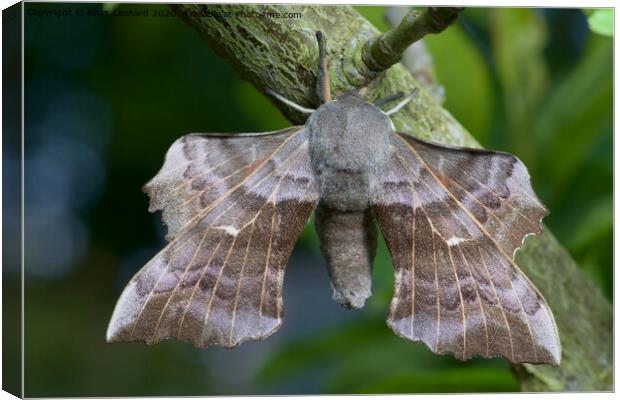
3, 3, 23, 396
13, 3, 611, 396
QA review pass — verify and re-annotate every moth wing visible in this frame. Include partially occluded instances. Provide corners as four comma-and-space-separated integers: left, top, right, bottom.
372, 133, 560, 365
107, 127, 319, 348
144, 126, 306, 242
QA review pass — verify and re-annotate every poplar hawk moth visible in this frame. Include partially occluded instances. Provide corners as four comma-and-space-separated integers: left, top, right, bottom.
107, 31, 561, 366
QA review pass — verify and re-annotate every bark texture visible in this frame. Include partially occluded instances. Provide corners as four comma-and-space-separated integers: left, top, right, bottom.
170, 4, 612, 391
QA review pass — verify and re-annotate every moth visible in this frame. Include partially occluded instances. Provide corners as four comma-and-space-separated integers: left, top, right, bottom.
107, 32, 561, 366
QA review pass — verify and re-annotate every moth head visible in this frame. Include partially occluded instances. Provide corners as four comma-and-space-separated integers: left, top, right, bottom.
307, 89, 396, 139
307, 88, 418, 135
265, 31, 419, 126
313, 30, 418, 121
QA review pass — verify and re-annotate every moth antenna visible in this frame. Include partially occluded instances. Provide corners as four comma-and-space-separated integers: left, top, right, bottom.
374, 91, 405, 108
386, 88, 419, 116
265, 88, 315, 114
315, 31, 331, 103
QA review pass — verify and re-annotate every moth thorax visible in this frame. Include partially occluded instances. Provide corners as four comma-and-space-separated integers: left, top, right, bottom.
307, 93, 393, 210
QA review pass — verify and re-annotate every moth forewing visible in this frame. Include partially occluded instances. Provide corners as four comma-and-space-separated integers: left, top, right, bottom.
141, 127, 306, 242
107, 127, 320, 348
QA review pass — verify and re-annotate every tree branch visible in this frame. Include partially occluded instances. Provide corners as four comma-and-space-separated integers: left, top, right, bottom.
170, 4, 612, 391
362, 7, 463, 72
384, 7, 445, 104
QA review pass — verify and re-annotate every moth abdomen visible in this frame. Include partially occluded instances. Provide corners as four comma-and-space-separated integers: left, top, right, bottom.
315, 204, 377, 309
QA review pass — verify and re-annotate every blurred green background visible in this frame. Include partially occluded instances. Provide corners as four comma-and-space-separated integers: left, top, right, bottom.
12, 3, 612, 396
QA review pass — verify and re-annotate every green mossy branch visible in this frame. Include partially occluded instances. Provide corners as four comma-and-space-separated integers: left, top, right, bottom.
363, 7, 463, 72
171, 4, 612, 392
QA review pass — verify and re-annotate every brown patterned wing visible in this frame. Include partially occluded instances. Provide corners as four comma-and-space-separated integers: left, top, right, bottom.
396, 133, 548, 257
107, 127, 319, 348
144, 126, 305, 241
372, 133, 560, 365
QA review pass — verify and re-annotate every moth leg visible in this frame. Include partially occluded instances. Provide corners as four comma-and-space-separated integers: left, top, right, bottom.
266, 88, 315, 114
374, 92, 404, 108
315, 31, 331, 103
386, 88, 419, 116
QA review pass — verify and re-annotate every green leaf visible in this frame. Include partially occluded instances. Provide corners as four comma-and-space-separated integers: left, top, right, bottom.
586, 9, 614, 37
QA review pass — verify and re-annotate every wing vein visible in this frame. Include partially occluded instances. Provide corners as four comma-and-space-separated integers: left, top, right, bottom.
391, 150, 418, 339
167, 145, 256, 193
256, 145, 303, 325
505, 266, 538, 359
411, 190, 416, 339
432, 231, 441, 353
468, 175, 540, 226
176, 238, 225, 339
442, 175, 524, 243
477, 245, 515, 360
129, 238, 194, 338
177, 164, 256, 208
447, 245, 467, 359
457, 244, 490, 357
228, 221, 256, 346
161, 129, 302, 247
258, 201, 277, 321
199, 234, 239, 346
